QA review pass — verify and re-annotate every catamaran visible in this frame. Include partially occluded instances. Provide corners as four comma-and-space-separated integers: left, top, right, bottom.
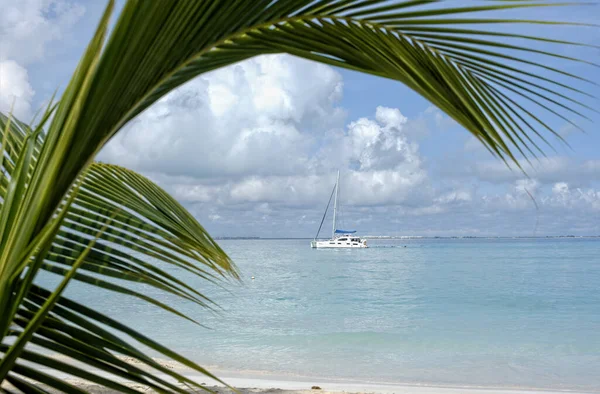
310, 171, 368, 248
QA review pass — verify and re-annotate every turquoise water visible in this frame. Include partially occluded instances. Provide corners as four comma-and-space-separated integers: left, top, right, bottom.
56, 238, 599, 391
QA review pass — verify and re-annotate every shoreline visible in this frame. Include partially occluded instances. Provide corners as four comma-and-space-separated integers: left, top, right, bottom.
20, 373, 600, 394
200, 366, 599, 394
202, 373, 600, 394
22, 357, 600, 394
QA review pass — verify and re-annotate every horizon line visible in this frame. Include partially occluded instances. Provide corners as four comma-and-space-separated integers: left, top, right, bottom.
214, 235, 600, 240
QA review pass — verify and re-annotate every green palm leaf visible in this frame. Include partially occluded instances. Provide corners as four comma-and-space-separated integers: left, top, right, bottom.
0, 111, 233, 391
1, 0, 597, 392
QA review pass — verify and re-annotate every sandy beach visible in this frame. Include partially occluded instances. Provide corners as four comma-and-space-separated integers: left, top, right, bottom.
4, 356, 598, 394
6, 375, 600, 394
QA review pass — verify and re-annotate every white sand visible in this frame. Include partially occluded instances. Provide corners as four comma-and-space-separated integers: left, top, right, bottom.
3, 356, 598, 394
6, 375, 598, 394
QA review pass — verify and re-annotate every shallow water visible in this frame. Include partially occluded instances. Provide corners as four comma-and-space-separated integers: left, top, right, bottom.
49, 238, 600, 391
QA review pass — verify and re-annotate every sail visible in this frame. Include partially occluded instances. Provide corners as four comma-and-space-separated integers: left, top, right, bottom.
313, 170, 361, 241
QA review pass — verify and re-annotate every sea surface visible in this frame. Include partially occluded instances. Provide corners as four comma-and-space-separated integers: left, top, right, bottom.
47, 238, 600, 391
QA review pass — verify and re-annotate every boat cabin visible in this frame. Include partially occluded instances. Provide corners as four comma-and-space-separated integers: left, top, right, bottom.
334, 237, 363, 246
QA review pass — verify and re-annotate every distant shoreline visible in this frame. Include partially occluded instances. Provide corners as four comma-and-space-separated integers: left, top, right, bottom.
215, 235, 600, 240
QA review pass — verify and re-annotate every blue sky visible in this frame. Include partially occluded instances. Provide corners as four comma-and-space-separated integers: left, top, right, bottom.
1, 0, 599, 237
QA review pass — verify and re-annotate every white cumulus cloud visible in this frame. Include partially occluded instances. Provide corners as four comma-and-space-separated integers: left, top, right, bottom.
100, 55, 345, 179
0, 60, 34, 119
100, 55, 431, 210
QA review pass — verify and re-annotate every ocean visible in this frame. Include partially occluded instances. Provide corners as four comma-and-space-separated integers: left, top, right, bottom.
52, 238, 600, 391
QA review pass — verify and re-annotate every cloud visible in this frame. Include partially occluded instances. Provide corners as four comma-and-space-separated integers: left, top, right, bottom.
100, 54, 431, 209
582, 160, 600, 174
440, 156, 600, 187
546, 182, 600, 211
0, 0, 85, 64
345, 107, 411, 171
0, 0, 85, 118
100, 55, 346, 179
443, 178, 599, 216
0, 60, 34, 119
157, 119, 430, 208
96, 52, 599, 237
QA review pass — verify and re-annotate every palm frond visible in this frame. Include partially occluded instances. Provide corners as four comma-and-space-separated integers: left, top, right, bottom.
1, 1, 597, 392
0, 111, 234, 391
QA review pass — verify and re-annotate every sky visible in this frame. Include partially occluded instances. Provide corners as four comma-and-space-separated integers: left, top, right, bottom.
1, 0, 599, 237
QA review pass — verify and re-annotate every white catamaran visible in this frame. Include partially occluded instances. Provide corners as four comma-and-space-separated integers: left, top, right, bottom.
310, 171, 368, 248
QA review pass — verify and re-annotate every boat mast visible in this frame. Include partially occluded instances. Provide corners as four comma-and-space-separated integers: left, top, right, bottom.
332, 170, 339, 239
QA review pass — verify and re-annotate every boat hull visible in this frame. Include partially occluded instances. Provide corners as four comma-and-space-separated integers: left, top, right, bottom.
311, 239, 368, 248
311, 170, 367, 249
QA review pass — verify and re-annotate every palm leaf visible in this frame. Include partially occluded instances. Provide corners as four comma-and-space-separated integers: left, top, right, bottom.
1, 0, 597, 392
0, 112, 233, 391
